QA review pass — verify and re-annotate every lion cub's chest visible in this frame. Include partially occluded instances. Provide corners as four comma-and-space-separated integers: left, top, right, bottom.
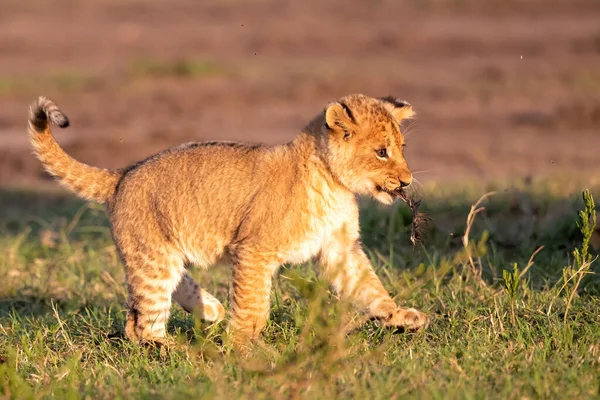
282, 193, 355, 265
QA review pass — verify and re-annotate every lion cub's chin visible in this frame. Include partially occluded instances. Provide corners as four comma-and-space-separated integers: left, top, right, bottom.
373, 190, 395, 205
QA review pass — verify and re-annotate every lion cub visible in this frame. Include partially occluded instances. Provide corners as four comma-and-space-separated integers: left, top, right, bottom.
28, 94, 428, 347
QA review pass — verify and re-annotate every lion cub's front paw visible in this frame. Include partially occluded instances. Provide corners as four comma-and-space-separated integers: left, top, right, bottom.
382, 307, 429, 332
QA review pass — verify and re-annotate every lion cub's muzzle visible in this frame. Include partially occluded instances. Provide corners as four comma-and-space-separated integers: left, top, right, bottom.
377, 176, 411, 197
376, 185, 404, 200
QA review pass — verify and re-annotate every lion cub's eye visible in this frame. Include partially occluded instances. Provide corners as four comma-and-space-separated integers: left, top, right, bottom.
376, 148, 388, 159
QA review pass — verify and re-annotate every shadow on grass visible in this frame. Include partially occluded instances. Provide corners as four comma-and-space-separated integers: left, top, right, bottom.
0, 295, 60, 318
0, 186, 97, 235
0, 293, 117, 319
0, 292, 199, 345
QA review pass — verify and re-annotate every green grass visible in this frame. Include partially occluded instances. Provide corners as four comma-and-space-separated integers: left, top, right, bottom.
0, 70, 100, 96
0, 180, 599, 399
0, 58, 225, 96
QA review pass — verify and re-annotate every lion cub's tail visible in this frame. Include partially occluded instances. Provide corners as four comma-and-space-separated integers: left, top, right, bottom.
28, 96, 122, 204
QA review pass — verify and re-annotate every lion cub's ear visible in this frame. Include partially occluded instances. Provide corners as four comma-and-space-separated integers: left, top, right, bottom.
379, 96, 415, 122
325, 102, 355, 140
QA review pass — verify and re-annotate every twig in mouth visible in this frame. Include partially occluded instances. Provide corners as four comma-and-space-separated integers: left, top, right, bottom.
396, 190, 431, 246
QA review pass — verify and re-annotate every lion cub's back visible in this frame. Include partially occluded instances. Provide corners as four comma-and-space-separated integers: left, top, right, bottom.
118, 141, 264, 197
108, 142, 267, 257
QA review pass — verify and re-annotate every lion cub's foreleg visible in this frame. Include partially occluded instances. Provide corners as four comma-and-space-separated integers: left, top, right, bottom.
227, 253, 278, 349
318, 231, 428, 331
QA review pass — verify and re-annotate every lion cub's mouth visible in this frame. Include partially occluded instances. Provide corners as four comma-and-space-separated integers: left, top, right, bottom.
376, 186, 412, 203
376, 185, 403, 199
375, 185, 413, 204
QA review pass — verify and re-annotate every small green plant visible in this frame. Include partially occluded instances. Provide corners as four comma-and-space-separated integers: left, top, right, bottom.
502, 262, 520, 324
561, 190, 597, 323
573, 190, 596, 270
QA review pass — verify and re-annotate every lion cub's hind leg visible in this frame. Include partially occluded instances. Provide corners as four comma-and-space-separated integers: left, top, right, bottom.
172, 273, 225, 322
121, 248, 186, 344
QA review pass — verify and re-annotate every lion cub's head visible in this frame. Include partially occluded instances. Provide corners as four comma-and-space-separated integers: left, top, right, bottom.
321, 94, 416, 205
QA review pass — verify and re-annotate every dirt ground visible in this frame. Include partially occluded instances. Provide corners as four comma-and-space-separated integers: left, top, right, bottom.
1, 0, 599, 186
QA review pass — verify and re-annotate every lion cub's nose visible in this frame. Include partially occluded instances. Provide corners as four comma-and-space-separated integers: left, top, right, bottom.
400, 179, 411, 188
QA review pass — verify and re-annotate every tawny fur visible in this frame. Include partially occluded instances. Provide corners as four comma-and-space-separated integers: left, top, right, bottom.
28, 94, 428, 348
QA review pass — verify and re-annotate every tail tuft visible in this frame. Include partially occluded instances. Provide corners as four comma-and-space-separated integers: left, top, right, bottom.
28, 96, 70, 133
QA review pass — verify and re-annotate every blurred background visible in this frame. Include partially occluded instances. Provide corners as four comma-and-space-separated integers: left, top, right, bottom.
1, 0, 599, 186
